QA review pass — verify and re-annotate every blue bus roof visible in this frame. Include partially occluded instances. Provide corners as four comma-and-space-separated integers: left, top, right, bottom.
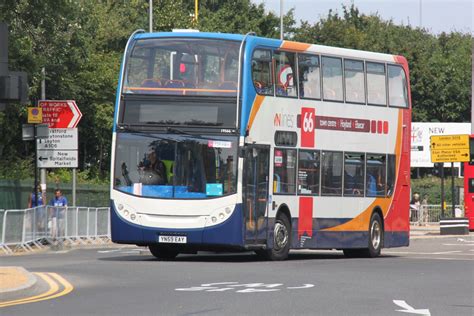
134, 31, 280, 45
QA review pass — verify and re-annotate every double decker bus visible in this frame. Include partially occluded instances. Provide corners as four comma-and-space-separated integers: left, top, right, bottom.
110, 30, 411, 260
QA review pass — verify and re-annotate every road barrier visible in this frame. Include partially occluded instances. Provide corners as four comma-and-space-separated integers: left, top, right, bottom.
410, 204, 464, 225
0, 206, 110, 254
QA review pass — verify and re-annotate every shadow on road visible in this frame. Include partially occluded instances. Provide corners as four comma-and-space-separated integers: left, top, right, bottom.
98, 250, 399, 263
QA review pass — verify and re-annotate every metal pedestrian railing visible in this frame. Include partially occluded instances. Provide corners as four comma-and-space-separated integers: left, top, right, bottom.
410, 204, 465, 226
0, 206, 110, 254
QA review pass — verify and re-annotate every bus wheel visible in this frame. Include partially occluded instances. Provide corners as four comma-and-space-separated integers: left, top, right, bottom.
343, 212, 383, 258
257, 214, 291, 261
149, 244, 179, 260
367, 212, 383, 257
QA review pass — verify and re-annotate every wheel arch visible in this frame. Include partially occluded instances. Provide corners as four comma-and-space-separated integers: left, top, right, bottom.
276, 203, 291, 222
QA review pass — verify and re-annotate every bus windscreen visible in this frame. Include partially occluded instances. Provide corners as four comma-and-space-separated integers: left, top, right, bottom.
123, 38, 240, 97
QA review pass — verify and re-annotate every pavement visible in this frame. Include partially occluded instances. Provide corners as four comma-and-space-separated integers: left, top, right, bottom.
0, 225, 471, 304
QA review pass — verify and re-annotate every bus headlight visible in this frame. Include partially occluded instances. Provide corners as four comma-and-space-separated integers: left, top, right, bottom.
207, 205, 235, 226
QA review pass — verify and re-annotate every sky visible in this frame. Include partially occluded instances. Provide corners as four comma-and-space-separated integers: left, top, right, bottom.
253, 0, 473, 34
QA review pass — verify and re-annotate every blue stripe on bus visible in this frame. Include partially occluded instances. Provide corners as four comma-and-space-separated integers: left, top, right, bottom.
240, 37, 282, 135
110, 201, 244, 247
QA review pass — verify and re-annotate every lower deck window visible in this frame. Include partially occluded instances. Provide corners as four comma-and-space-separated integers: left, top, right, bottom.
273, 148, 297, 194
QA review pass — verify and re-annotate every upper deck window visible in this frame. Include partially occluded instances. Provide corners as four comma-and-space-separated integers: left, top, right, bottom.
274, 51, 297, 97
252, 49, 274, 96
344, 60, 365, 104
298, 54, 321, 99
388, 65, 408, 108
124, 38, 240, 96
366, 62, 387, 106
322, 56, 343, 102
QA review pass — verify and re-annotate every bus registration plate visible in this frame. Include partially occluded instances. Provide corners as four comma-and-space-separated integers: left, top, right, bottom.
158, 235, 187, 244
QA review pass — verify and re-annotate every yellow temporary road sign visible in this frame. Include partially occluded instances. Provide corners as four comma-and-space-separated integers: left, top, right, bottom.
430, 134, 469, 150
430, 134, 470, 163
431, 148, 470, 163
27, 107, 43, 124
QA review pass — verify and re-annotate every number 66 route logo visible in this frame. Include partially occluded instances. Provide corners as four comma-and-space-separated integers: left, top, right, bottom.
301, 107, 315, 148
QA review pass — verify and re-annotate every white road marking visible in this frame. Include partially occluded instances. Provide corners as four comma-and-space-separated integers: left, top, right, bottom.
431, 251, 462, 254
442, 243, 474, 246
287, 284, 315, 289
393, 300, 430, 315
176, 286, 218, 291
457, 238, 474, 243
97, 249, 121, 253
206, 288, 234, 292
202, 282, 238, 286
175, 282, 314, 293
237, 288, 280, 293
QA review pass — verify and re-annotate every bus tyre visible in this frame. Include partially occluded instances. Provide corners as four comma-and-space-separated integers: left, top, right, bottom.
149, 244, 179, 260
367, 212, 383, 257
257, 214, 291, 261
343, 212, 383, 258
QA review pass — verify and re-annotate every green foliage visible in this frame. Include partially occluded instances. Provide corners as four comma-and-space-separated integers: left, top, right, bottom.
0, 2, 471, 185
411, 176, 464, 205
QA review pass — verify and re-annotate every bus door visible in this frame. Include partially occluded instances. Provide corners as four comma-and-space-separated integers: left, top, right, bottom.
243, 145, 270, 244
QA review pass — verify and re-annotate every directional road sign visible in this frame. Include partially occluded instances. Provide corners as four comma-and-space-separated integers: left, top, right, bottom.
39, 100, 82, 128
430, 134, 470, 163
37, 128, 78, 150
37, 149, 78, 168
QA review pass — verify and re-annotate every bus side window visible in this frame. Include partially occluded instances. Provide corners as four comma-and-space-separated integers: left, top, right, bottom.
252, 49, 274, 96
388, 65, 408, 107
298, 150, 320, 195
344, 59, 365, 104
366, 62, 387, 106
344, 152, 365, 196
273, 149, 297, 194
274, 51, 297, 97
366, 154, 386, 197
321, 151, 343, 196
298, 54, 321, 99
386, 155, 396, 196
322, 56, 343, 102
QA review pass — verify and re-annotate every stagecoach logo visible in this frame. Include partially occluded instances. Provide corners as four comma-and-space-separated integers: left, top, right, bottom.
411, 126, 423, 144
274, 113, 295, 128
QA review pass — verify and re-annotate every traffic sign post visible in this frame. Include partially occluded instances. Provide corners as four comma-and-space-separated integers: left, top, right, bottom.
39, 100, 82, 207
430, 134, 470, 235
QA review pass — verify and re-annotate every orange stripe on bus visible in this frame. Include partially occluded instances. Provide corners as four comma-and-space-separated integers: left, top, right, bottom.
280, 41, 311, 51
322, 110, 404, 232
247, 95, 265, 132
126, 87, 237, 93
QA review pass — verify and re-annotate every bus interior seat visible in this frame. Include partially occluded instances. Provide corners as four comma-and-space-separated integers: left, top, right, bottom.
164, 80, 185, 95
139, 79, 162, 94
141, 79, 162, 87
218, 81, 237, 90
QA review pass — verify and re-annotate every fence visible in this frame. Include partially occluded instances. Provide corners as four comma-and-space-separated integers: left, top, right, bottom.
0, 179, 109, 209
0, 206, 110, 254
410, 204, 465, 225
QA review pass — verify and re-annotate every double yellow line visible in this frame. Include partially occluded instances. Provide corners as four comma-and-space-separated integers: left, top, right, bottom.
0, 273, 73, 308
